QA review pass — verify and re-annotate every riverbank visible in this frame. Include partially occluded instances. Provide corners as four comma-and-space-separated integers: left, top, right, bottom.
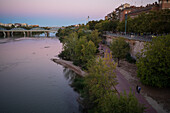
52, 58, 86, 77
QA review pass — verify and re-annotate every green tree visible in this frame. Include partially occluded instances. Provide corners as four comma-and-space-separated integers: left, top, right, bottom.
98, 92, 145, 113
74, 36, 96, 69
77, 29, 86, 38
87, 30, 101, 47
59, 32, 78, 60
136, 35, 170, 87
83, 52, 144, 113
84, 52, 117, 109
87, 20, 99, 30
110, 37, 130, 66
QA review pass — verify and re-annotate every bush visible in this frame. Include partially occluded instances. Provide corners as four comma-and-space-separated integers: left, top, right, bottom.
71, 76, 85, 93
137, 35, 170, 87
126, 53, 136, 64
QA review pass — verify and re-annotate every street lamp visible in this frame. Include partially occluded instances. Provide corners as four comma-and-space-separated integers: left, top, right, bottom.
125, 14, 127, 35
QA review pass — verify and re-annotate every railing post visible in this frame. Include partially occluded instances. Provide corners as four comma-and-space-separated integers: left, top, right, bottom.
3, 31, 6, 38
30, 31, 32, 37
47, 32, 49, 37
27, 31, 30, 37
7, 32, 10, 37
11, 31, 13, 37
23, 32, 26, 37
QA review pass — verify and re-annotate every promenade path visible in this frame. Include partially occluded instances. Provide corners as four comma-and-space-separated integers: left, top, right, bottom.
104, 33, 152, 42
99, 44, 157, 113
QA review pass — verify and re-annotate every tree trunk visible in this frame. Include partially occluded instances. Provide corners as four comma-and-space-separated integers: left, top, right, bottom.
118, 58, 120, 67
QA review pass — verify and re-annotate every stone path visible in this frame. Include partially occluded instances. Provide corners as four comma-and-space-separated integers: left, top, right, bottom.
99, 44, 157, 113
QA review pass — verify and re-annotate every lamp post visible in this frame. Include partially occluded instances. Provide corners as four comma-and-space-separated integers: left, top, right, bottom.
125, 14, 127, 35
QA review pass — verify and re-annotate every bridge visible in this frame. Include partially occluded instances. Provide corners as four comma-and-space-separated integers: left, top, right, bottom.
0, 27, 60, 37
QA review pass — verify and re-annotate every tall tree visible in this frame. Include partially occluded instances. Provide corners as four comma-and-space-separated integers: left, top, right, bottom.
136, 35, 170, 87
85, 52, 117, 105
110, 37, 130, 66
87, 30, 101, 47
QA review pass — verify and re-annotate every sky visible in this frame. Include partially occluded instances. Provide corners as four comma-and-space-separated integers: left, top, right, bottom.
0, 0, 157, 27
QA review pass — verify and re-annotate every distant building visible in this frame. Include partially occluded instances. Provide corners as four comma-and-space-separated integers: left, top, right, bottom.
120, 7, 135, 21
105, 0, 170, 22
0, 23, 14, 27
7, 23, 13, 27
21, 23, 28, 27
14, 23, 22, 27
115, 3, 130, 21
28, 25, 39, 27
0, 23, 4, 26
159, 0, 170, 9
127, 3, 159, 19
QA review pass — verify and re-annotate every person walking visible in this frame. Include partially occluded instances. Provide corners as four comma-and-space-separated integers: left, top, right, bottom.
136, 85, 141, 94
138, 86, 141, 94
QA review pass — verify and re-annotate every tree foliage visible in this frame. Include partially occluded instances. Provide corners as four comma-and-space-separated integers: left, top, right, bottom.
110, 37, 130, 66
95, 20, 118, 32
98, 91, 145, 113
59, 32, 97, 69
81, 52, 144, 113
136, 35, 170, 87
87, 30, 101, 47
84, 52, 117, 110
117, 9, 170, 34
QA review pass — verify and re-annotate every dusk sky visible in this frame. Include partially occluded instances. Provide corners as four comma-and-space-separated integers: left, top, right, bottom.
0, 0, 157, 26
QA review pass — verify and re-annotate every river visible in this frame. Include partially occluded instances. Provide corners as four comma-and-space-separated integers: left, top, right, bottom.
0, 37, 80, 113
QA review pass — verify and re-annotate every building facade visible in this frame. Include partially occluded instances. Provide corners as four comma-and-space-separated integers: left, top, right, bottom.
127, 2, 161, 19
159, 0, 170, 9
105, 0, 170, 22
115, 3, 130, 21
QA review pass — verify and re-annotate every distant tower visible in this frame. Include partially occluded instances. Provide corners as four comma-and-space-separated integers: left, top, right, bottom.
159, 0, 170, 9
87, 16, 89, 22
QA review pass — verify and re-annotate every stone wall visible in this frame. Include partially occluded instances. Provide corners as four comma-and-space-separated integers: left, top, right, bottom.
127, 40, 145, 59
106, 36, 146, 59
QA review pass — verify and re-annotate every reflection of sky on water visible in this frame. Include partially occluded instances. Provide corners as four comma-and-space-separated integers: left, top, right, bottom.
0, 38, 80, 113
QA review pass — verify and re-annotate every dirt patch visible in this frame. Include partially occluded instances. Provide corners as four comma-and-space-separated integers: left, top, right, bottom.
118, 60, 170, 113
52, 58, 86, 77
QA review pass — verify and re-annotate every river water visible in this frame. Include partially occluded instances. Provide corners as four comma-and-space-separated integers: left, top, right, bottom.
0, 37, 80, 113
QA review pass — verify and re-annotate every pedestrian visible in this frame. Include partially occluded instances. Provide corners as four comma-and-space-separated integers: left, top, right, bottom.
136, 85, 138, 93
138, 86, 141, 94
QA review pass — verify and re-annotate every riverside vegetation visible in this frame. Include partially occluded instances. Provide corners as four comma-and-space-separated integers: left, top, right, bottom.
57, 26, 145, 113
56, 10, 170, 112
136, 35, 170, 88
87, 9, 170, 35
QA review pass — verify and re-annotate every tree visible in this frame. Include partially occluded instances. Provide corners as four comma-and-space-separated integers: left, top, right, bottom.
110, 37, 130, 66
98, 91, 145, 113
136, 35, 170, 87
84, 52, 118, 110
87, 20, 99, 30
59, 32, 78, 60
77, 29, 86, 38
83, 52, 144, 113
117, 9, 170, 35
74, 37, 96, 69
87, 30, 101, 47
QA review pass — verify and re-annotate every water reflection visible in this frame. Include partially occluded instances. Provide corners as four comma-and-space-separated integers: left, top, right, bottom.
0, 38, 80, 113
63, 67, 76, 82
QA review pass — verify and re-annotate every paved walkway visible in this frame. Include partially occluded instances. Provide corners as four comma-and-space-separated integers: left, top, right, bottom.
99, 44, 157, 113
104, 33, 152, 42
